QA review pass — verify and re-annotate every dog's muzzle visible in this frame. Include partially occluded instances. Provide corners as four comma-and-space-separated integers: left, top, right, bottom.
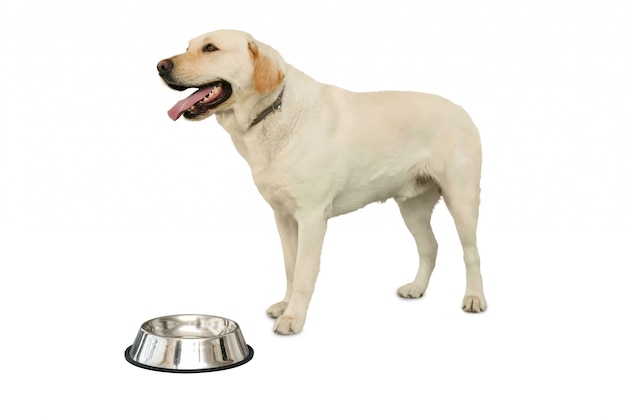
157, 58, 233, 121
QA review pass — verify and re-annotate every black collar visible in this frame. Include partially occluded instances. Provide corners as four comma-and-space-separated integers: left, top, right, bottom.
249, 85, 285, 128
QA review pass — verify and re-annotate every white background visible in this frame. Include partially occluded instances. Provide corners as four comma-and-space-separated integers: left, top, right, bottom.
1, 0, 625, 415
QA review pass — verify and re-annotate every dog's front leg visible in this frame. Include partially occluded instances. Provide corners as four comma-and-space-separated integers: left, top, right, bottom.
273, 214, 327, 335
267, 211, 298, 319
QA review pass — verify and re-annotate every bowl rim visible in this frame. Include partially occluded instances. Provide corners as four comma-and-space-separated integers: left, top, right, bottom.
139, 314, 241, 340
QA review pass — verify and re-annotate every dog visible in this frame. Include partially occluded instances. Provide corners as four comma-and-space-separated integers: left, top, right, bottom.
157, 29, 487, 335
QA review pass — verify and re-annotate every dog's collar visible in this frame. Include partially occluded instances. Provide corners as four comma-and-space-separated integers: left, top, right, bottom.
250, 85, 285, 128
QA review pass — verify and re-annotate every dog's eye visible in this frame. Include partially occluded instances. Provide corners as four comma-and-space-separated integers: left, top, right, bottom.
203, 43, 219, 52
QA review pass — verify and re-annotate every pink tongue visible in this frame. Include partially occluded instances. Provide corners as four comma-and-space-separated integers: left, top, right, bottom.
167, 86, 215, 121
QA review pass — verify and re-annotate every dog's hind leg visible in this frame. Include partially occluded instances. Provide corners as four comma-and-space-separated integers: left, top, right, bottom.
396, 187, 441, 299
267, 211, 298, 319
441, 172, 487, 312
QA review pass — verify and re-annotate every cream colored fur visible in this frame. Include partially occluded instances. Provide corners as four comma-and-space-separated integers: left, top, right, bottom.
159, 29, 487, 334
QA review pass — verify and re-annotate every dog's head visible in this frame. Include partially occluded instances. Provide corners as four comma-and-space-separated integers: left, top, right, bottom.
157, 29, 285, 121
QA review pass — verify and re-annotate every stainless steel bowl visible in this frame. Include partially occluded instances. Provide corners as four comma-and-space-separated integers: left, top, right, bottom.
125, 314, 253, 373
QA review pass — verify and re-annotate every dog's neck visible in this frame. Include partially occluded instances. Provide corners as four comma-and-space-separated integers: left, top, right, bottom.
249, 85, 285, 128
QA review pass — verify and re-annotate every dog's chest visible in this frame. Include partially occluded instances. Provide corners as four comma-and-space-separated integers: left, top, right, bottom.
251, 167, 297, 214
227, 130, 299, 213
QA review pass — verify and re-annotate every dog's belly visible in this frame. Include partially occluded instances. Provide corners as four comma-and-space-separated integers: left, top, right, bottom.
329, 192, 391, 217
254, 159, 436, 218
329, 174, 431, 217
255, 175, 408, 218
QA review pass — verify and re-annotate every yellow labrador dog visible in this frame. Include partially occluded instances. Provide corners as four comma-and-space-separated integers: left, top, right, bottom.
157, 29, 486, 334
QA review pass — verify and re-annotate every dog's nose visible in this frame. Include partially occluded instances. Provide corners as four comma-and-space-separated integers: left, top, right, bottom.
157, 59, 174, 75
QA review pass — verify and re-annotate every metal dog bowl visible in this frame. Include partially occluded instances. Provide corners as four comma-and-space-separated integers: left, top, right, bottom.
125, 314, 253, 373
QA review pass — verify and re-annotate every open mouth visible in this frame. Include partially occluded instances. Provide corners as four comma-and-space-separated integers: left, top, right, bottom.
166, 81, 233, 121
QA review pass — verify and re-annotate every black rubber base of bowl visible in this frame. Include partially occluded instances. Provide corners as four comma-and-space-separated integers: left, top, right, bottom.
124, 345, 254, 373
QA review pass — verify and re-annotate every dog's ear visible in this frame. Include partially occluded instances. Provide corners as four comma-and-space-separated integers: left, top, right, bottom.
248, 40, 284, 94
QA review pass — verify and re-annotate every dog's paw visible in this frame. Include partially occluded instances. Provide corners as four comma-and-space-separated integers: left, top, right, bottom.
273, 315, 304, 335
462, 295, 487, 313
397, 283, 427, 299
267, 301, 288, 318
